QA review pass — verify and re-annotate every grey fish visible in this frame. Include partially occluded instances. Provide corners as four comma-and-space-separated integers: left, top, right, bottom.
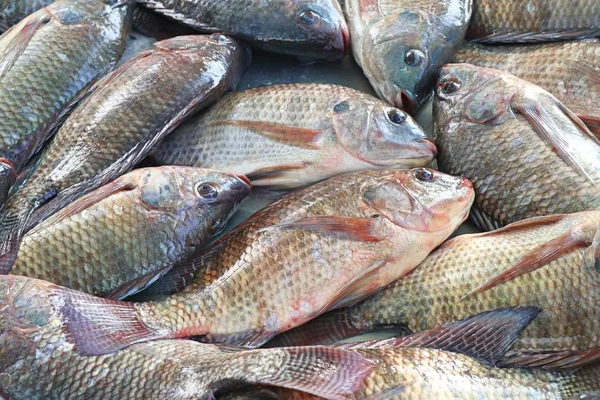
0, 34, 249, 273
0, 0, 53, 31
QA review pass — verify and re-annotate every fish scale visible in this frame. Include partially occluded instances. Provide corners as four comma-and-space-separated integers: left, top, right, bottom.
0, 0, 53, 31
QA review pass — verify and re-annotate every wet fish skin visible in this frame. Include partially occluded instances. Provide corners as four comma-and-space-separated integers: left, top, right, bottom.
467, 0, 600, 42
0, 0, 133, 172
345, 0, 472, 112
0, 276, 374, 400
434, 63, 600, 229
154, 83, 437, 189
11, 167, 251, 299
132, 4, 197, 40
137, 0, 349, 61
453, 39, 600, 135
0, 33, 249, 274
0, 0, 53, 31
59, 168, 474, 355
277, 211, 600, 368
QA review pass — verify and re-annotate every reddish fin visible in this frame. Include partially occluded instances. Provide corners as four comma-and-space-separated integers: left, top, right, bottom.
246, 164, 310, 183
483, 214, 566, 235
578, 115, 600, 137
463, 224, 589, 298
0, 12, 51, 80
210, 120, 323, 149
500, 347, 600, 369
61, 290, 167, 355
29, 181, 137, 235
514, 96, 598, 185
100, 265, 171, 300
263, 216, 383, 242
357, 307, 541, 366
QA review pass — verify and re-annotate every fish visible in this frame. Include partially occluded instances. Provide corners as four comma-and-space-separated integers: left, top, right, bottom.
344, 0, 472, 113
0, 0, 53, 31
434, 63, 600, 230
224, 308, 600, 400
453, 39, 600, 135
11, 167, 251, 299
0, 275, 375, 400
467, 0, 600, 43
0, 0, 132, 173
118, 30, 157, 66
132, 4, 197, 39
56, 168, 474, 355
273, 212, 600, 368
0, 158, 15, 206
153, 83, 437, 189
136, 0, 349, 61
0, 34, 249, 274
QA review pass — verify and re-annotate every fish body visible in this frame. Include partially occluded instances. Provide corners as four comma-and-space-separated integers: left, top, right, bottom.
0, 0, 132, 172
345, 0, 472, 112
276, 212, 600, 368
0, 275, 374, 400
434, 63, 600, 229
154, 83, 436, 189
0, 0, 53, 31
58, 168, 474, 355
11, 167, 251, 299
0, 34, 248, 273
132, 4, 197, 39
468, 0, 600, 42
453, 39, 600, 134
137, 0, 349, 61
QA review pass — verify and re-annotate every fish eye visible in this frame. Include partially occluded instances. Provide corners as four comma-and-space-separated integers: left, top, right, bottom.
196, 182, 219, 199
387, 109, 407, 125
404, 49, 425, 67
333, 101, 350, 113
440, 79, 461, 95
298, 9, 322, 25
414, 168, 435, 182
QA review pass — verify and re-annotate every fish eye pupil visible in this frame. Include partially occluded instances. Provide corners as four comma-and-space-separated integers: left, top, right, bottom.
299, 9, 321, 25
404, 49, 424, 67
441, 80, 461, 94
197, 182, 218, 199
387, 109, 407, 125
415, 168, 434, 182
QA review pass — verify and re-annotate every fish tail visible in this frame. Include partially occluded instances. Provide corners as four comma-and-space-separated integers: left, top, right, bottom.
233, 346, 374, 399
61, 288, 168, 355
268, 309, 370, 347
0, 206, 28, 274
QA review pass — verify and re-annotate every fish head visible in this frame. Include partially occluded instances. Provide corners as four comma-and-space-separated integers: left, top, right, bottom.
361, 168, 474, 233
138, 167, 251, 235
363, 10, 436, 113
332, 98, 437, 167
434, 63, 515, 132
0, 276, 57, 333
252, 0, 349, 60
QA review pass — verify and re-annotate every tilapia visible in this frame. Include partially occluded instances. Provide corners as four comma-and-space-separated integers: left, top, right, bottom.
0, 34, 248, 273
154, 83, 436, 189
0, 0, 132, 172
454, 39, 600, 135
0, 275, 374, 400
275, 212, 600, 368
434, 63, 600, 230
0, 0, 53, 31
137, 0, 349, 61
132, 4, 197, 39
345, 0, 472, 112
467, 0, 600, 42
57, 168, 473, 355
11, 167, 251, 299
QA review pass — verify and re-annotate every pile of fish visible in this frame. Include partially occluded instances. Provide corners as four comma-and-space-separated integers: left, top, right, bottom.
0, 0, 598, 399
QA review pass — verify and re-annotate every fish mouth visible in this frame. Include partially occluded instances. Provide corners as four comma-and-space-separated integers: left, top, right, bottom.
395, 90, 418, 114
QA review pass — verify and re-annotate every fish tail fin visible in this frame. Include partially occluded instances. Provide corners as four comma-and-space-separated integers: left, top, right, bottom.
238, 346, 374, 399
268, 309, 373, 347
0, 206, 28, 273
61, 289, 168, 355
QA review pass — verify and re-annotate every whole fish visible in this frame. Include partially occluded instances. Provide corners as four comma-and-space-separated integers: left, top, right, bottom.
137, 0, 349, 61
132, 4, 197, 39
57, 168, 474, 355
0, 0, 53, 31
11, 167, 251, 299
0, 275, 374, 400
345, 0, 472, 113
225, 308, 600, 400
154, 83, 437, 189
454, 39, 600, 135
434, 63, 600, 230
0, 0, 132, 173
467, 0, 600, 42
275, 212, 600, 368
0, 34, 248, 273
